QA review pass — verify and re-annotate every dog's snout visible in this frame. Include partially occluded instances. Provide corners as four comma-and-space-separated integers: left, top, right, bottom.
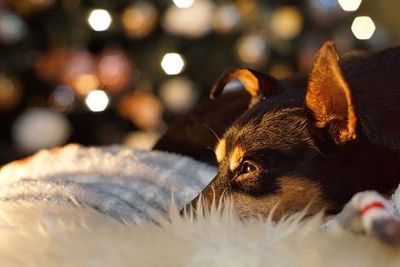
180, 175, 230, 217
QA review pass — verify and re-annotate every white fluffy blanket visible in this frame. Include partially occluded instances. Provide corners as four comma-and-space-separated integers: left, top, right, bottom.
0, 144, 216, 223
1, 144, 400, 267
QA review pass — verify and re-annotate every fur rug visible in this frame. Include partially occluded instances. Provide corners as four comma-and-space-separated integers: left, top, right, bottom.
0, 144, 216, 223
0, 145, 400, 266
1, 203, 400, 267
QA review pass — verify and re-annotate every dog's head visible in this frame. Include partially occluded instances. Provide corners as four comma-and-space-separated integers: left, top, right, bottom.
184, 42, 361, 219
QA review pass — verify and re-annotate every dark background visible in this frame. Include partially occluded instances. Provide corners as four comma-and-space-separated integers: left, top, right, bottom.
0, 0, 399, 164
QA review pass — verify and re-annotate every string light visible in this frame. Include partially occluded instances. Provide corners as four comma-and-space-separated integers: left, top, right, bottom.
85, 90, 109, 112
161, 53, 185, 75
351, 16, 376, 40
88, 9, 112, 32
338, 0, 362, 12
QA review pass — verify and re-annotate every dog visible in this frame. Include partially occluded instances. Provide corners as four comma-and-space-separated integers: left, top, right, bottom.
154, 75, 306, 166
182, 41, 400, 220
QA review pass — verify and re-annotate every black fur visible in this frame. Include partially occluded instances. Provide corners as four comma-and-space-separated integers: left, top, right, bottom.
181, 45, 400, 217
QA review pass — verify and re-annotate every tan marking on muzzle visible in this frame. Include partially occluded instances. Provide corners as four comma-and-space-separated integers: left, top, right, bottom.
215, 139, 226, 163
233, 177, 328, 220
230, 146, 244, 171
277, 178, 327, 212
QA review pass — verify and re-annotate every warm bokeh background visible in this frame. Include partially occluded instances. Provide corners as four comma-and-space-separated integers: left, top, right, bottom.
0, 0, 398, 164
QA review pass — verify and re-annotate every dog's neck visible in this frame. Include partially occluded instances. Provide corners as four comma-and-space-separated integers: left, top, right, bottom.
341, 47, 400, 150
320, 141, 400, 212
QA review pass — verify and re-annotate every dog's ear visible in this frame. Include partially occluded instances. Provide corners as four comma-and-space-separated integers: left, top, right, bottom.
306, 41, 357, 144
210, 68, 284, 107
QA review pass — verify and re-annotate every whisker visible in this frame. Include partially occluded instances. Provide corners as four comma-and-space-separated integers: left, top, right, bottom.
202, 123, 221, 142
205, 146, 215, 152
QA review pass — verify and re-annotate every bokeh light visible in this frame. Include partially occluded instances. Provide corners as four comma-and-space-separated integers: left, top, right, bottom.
338, 0, 362, 12
161, 53, 185, 75
50, 85, 75, 111
172, 0, 194, 9
88, 9, 112, 32
0, 74, 22, 110
351, 16, 376, 40
122, 2, 158, 38
85, 90, 109, 112
307, 0, 343, 25
270, 6, 303, 40
269, 64, 293, 79
74, 74, 99, 96
12, 108, 71, 152
97, 48, 133, 93
0, 11, 27, 43
9, 0, 55, 16
123, 131, 160, 149
62, 50, 96, 96
163, 0, 214, 38
118, 91, 163, 130
221, 79, 244, 93
312, 0, 339, 10
36, 47, 71, 83
236, 33, 268, 67
213, 3, 240, 34
159, 77, 198, 113
0, 0, 399, 165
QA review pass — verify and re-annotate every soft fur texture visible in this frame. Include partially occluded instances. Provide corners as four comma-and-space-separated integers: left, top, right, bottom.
0, 144, 216, 223
1, 145, 400, 266
1, 203, 400, 267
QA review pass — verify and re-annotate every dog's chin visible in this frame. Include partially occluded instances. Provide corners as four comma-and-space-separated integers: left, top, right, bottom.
237, 212, 269, 221
238, 208, 292, 221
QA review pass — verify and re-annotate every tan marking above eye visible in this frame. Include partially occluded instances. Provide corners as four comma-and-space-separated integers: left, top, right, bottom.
215, 139, 226, 163
230, 146, 245, 171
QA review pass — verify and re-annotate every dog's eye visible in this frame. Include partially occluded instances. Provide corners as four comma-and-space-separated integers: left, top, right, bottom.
239, 161, 257, 175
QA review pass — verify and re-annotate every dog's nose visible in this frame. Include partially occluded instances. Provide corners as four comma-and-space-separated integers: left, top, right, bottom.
179, 177, 224, 217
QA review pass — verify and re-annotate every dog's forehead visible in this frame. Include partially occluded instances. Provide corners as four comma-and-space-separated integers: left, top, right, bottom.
224, 106, 310, 152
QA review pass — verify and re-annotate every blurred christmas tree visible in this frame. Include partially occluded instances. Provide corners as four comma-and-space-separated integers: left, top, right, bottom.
0, 0, 398, 164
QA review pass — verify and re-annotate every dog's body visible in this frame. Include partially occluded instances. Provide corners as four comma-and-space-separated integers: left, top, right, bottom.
158, 42, 400, 220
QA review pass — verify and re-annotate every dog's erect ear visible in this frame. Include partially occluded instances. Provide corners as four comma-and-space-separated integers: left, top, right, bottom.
210, 68, 284, 107
306, 41, 357, 144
